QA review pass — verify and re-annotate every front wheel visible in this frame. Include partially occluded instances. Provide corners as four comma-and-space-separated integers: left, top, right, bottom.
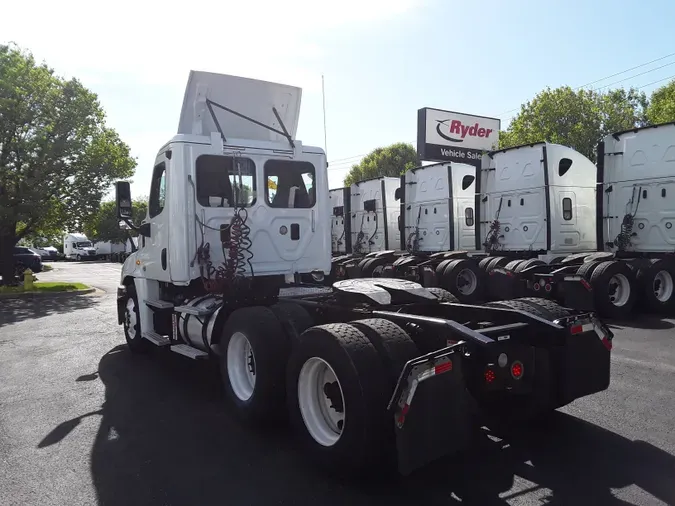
123, 286, 151, 353
76, 254, 82, 261
287, 323, 390, 474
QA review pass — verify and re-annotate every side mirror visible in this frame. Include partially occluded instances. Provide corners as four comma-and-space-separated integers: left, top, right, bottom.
394, 187, 402, 201
116, 181, 133, 219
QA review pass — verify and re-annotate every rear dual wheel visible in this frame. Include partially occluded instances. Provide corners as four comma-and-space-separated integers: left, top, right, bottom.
287, 320, 419, 474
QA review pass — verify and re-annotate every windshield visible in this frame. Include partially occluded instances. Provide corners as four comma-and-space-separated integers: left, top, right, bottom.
77, 242, 92, 248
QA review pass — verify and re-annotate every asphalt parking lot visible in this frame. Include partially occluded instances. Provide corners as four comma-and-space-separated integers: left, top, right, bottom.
1, 262, 674, 506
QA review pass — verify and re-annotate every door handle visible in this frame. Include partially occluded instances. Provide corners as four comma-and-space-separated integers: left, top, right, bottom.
161, 248, 167, 270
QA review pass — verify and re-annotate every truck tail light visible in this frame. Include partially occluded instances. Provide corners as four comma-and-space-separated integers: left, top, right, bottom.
484, 367, 496, 384
510, 361, 524, 379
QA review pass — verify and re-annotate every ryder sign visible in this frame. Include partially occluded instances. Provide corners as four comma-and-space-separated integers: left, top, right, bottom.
417, 108, 501, 165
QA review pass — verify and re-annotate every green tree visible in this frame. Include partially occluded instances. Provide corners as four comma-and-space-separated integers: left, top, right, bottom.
83, 198, 148, 243
0, 44, 136, 283
343, 142, 417, 186
647, 79, 675, 124
499, 86, 648, 162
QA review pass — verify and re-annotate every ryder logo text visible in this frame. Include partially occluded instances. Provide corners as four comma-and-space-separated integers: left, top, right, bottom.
436, 119, 494, 143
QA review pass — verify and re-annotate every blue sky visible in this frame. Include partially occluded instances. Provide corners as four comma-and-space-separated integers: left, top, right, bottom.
4, 0, 675, 196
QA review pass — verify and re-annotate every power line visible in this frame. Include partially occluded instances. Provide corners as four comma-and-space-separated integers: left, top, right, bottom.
594, 60, 675, 91
493, 51, 675, 118
328, 54, 675, 169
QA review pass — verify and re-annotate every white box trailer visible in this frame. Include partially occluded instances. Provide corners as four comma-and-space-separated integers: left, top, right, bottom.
94, 241, 126, 261
111, 70, 614, 478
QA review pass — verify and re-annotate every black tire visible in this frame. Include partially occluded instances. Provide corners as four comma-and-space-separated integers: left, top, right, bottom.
487, 256, 509, 271
435, 258, 454, 277
442, 259, 483, 303
504, 259, 525, 271
220, 306, 290, 423
515, 297, 571, 321
357, 257, 371, 270
123, 285, 151, 354
635, 258, 675, 313
514, 258, 545, 273
589, 261, 637, 319
487, 299, 551, 320
548, 256, 566, 265
478, 257, 494, 271
426, 287, 459, 302
286, 324, 390, 474
270, 301, 315, 346
76, 254, 82, 261
361, 257, 388, 277
349, 319, 419, 387
576, 260, 603, 279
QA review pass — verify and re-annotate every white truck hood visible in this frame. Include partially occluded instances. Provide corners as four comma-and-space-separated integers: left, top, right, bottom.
177, 70, 302, 143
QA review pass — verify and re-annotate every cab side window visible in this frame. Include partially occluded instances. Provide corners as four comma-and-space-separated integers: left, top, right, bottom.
149, 162, 166, 218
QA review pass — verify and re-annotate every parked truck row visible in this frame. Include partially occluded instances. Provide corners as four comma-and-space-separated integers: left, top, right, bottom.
329, 123, 675, 320
62, 233, 136, 262
113, 70, 615, 477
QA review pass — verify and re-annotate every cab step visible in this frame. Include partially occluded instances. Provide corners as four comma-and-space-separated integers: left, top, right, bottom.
174, 304, 217, 316
170, 344, 208, 359
142, 331, 171, 346
145, 299, 174, 309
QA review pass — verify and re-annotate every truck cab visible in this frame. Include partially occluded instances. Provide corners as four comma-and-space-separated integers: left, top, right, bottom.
479, 142, 597, 257
402, 161, 477, 253
329, 187, 351, 255
64, 233, 97, 260
120, 71, 330, 288
349, 177, 400, 254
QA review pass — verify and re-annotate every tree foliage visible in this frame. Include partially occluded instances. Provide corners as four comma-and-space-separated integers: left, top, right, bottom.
646, 80, 675, 124
83, 198, 148, 243
343, 142, 417, 186
499, 86, 648, 162
0, 44, 136, 282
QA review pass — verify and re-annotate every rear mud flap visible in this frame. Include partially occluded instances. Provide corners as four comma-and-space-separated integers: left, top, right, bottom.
393, 357, 472, 475
560, 276, 595, 311
487, 270, 518, 299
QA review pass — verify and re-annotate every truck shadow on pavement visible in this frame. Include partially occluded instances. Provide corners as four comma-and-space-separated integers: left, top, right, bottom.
39, 345, 675, 506
0, 295, 100, 328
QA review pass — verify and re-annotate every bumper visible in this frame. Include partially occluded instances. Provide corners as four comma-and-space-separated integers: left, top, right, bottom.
116, 285, 127, 325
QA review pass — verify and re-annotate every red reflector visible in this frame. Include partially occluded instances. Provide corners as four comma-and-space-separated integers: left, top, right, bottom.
580, 278, 592, 291
485, 368, 496, 383
602, 336, 613, 351
435, 361, 453, 375
570, 324, 583, 335
544, 283, 552, 292
533, 283, 541, 291
511, 361, 524, 379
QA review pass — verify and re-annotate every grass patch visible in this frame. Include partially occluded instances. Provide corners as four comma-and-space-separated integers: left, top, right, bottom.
0, 281, 89, 294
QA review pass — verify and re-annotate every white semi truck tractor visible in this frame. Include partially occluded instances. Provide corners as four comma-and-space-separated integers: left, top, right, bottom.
114, 70, 615, 477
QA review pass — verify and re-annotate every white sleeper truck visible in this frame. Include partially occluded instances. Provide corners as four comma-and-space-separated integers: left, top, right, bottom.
329, 187, 351, 256
477, 126, 675, 318
388, 161, 484, 302
63, 233, 97, 260
114, 70, 615, 477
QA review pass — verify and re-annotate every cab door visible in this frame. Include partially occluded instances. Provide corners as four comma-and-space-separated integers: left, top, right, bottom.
138, 158, 171, 282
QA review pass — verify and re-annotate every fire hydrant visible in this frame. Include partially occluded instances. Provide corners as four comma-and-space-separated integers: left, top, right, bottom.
23, 268, 34, 290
